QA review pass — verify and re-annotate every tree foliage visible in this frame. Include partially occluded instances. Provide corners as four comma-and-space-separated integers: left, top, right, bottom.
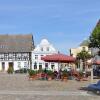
76, 50, 91, 61
76, 50, 91, 71
89, 20, 100, 49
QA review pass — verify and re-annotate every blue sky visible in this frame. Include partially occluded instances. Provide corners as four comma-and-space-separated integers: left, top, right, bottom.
0, 0, 100, 54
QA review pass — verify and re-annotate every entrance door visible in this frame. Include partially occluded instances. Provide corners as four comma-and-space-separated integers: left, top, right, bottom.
39, 64, 42, 70
9, 62, 14, 70
2, 62, 5, 71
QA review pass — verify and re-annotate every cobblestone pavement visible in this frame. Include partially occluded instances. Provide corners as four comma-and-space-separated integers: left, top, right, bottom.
0, 73, 99, 100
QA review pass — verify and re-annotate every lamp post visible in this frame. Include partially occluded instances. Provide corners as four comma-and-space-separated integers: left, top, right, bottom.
91, 66, 93, 83
90, 53, 94, 83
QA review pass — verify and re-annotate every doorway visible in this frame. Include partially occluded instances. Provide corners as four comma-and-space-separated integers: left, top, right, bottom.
39, 64, 42, 70
9, 62, 14, 70
2, 62, 5, 71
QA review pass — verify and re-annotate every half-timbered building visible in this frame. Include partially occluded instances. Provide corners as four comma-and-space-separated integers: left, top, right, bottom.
0, 34, 34, 71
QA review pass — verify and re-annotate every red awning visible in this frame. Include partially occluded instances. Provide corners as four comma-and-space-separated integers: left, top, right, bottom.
41, 53, 76, 63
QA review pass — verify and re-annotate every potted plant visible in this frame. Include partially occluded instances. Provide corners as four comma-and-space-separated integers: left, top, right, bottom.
37, 69, 44, 79
61, 70, 68, 81
28, 69, 37, 80
47, 70, 53, 81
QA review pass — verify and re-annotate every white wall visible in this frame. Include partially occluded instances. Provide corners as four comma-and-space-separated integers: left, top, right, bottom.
32, 39, 59, 71
0, 61, 29, 71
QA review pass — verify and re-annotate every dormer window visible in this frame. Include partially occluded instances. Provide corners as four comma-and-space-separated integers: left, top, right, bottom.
41, 47, 43, 51
82, 47, 86, 51
47, 47, 49, 51
35, 55, 38, 59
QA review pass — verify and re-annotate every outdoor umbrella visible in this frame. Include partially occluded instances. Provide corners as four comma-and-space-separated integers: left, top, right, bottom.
41, 53, 76, 63
41, 53, 76, 71
41, 53, 76, 79
90, 60, 100, 83
93, 60, 100, 65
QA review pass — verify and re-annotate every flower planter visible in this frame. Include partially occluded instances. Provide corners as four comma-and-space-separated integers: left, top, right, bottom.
61, 70, 68, 82
29, 75, 37, 80
61, 76, 67, 82
47, 76, 52, 81
63, 77, 67, 81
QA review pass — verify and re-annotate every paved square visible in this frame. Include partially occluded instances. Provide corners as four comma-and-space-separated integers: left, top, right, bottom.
0, 73, 99, 100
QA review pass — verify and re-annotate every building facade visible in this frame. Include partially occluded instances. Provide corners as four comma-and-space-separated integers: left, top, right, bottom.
70, 46, 91, 71
70, 46, 91, 57
32, 39, 59, 71
0, 34, 34, 71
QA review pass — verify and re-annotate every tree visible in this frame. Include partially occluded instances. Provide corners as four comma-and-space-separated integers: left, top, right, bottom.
89, 19, 100, 49
89, 20, 100, 82
76, 50, 91, 71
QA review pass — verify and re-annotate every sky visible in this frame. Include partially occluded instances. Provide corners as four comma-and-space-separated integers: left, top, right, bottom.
0, 0, 100, 54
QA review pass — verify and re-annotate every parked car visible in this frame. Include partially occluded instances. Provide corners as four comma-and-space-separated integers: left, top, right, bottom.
87, 80, 100, 94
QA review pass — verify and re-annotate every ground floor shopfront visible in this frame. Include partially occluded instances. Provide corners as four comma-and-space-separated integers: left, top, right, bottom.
32, 61, 59, 71
0, 61, 30, 71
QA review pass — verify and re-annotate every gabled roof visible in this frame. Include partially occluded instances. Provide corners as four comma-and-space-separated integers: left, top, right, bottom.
0, 34, 34, 53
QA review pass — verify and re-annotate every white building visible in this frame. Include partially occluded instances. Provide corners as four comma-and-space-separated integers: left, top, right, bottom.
32, 39, 59, 71
0, 34, 34, 71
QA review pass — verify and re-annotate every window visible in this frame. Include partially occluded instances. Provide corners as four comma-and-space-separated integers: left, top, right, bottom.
51, 63, 55, 70
16, 53, 21, 60
45, 63, 48, 69
34, 62, 37, 69
41, 55, 44, 57
0, 54, 4, 60
8, 54, 13, 60
41, 47, 43, 51
4, 53, 8, 60
46, 47, 49, 51
39, 63, 42, 70
18, 62, 21, 68
82, 47, 86, 51
35, 55, 38, 59
24, 62, 28, 68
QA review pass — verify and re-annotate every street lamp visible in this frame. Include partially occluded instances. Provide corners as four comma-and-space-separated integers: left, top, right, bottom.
90, 52, 95, 83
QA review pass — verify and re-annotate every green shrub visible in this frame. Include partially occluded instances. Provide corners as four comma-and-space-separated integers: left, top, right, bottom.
28, 69, 37, 76
47, 70, 53, 76
79, 71, 84, 77
62, 70, 68, 77
37, 69, 44, 73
